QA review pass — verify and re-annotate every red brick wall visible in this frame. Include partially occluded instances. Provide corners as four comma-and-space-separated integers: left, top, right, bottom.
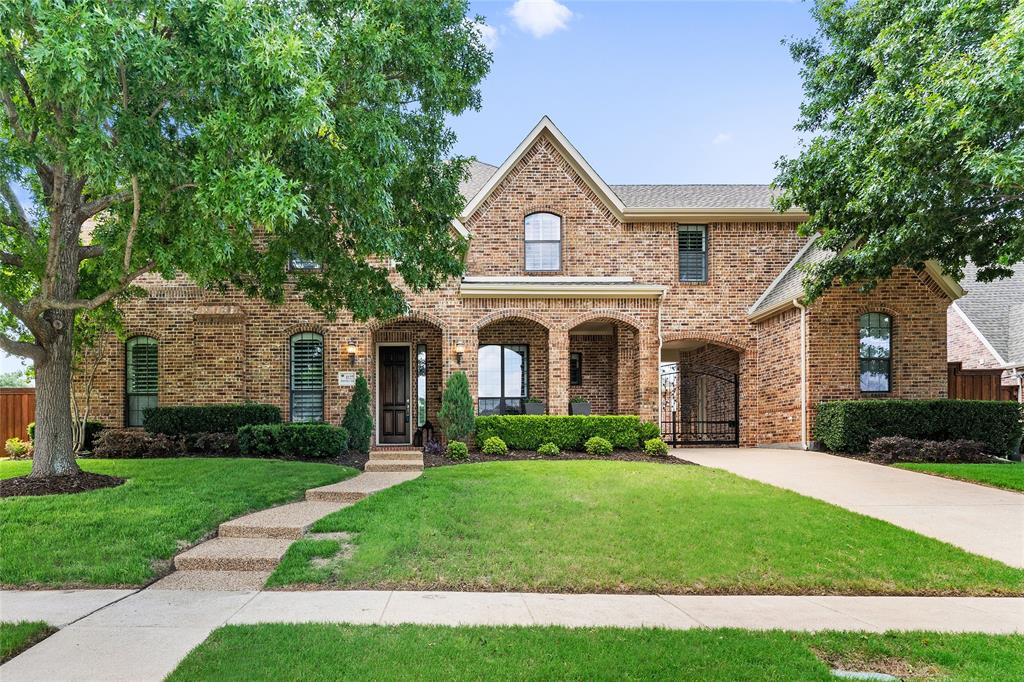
754, 308, 803, 445
568, 334, 615, 414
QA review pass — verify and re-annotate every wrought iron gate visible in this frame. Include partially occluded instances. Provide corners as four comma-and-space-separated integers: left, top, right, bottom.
660, 364, 739, 446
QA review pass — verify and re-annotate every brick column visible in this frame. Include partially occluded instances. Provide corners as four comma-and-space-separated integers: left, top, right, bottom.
548, 328, 569, 415
615, 327, 638, 415
443, 331, 478, 413
636, 326, 660, 423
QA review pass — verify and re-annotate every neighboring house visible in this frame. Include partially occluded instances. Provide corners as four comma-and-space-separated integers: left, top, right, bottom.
948, 264, 1024, 401
83, 118, 964, 448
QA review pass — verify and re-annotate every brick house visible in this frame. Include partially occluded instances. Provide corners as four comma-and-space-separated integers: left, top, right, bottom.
947, 263, 1024, 401
83, 117, 965, 448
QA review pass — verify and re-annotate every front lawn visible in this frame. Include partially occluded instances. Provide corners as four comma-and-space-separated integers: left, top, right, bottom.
894, 463, 1024, 492
0, 458, 355, 586
269, 461, 1023, 594
0, 622, 53, 663
166, 624, 1024, 682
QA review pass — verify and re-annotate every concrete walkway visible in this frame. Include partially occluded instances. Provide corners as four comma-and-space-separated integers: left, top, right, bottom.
678, 448, 1024, 568
2, 588, 1022, 681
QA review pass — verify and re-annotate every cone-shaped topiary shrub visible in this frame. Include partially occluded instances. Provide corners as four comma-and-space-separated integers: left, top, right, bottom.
438, 371, 474, 442
342, 372, 373, 454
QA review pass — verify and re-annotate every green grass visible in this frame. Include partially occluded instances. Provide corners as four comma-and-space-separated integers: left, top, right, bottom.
894, 463, 1024, 492
0, 458, 355, 587
166, 624, 1024, 682
0, 621, 53, 663
269, 460, 1024, 594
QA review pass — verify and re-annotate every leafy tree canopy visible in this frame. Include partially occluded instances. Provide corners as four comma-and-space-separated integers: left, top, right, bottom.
775, 0, 1023, 299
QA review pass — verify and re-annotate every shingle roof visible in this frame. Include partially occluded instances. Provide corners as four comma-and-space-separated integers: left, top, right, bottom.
610, 184, 780, 210
746, 236, 831, 320
458, 161, 780, 211
955, 263, 1024, 365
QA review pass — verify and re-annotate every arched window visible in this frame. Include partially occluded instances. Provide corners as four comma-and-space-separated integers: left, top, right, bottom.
290, 332, 324, 422
125, 336, 158, 427
859, 313, 892, 392
524, 212, 561, 272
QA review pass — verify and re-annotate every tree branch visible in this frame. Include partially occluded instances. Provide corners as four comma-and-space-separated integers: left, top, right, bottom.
77, 244, 105, 261
0, 333, 44, 362
35, 260, 157, 312
123, 176, 140, 273
1, 180, 35, 242
76, 189, 132, 221
1, 250, 23, 266
0, 88, 30, 143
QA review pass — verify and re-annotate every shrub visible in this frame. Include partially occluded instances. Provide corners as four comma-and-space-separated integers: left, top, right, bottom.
481, 436, 508, 456
438, 371, 474, 441
29, 420, 103, 449
638, 421, 661, 443
446, 440, 469, 460
868, 437, 993, 463
537, 442, 560, 456
5, 437, 32, 459
423, 439, 445, 458
475, 415, 645, 451
815, 399, 1023, 456
237, 423, 348, 459
182, 432, 240, 457
584, 436, 613, 456
93, 429, 178, 458
144, 403, 281, 436
644, 437, 670, 456
26, 421, 34, 440
342, 373, 373, 455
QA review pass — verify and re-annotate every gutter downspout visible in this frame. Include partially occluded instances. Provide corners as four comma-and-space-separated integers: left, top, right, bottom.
794, 299, 808, 450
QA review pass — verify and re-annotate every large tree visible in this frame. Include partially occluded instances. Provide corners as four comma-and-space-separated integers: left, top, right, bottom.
775, 0, 1023, 299
0, 0, 489, 478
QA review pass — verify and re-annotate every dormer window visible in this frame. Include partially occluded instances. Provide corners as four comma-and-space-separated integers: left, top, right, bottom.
524, 212, 561, 272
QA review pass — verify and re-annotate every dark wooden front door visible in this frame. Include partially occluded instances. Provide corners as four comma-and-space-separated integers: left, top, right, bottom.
379, 346, 410, 443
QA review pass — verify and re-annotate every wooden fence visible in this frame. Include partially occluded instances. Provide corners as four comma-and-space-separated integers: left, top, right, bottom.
947, 363, 1019, 402
0, 387, 35, 443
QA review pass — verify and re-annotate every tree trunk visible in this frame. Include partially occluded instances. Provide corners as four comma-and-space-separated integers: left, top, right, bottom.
29, 326, 80, 477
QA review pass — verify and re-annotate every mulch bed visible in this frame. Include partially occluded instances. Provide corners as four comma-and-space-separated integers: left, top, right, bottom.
425, 450, 696, 467
0, 471, 125, 498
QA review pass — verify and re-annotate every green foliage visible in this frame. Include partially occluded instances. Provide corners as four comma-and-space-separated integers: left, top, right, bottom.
480, 436, 508, 456
25, 422, 32, 440
475, 415, 646, 451
0, 371, 29, 387
238, 424, 348, 459
644, 438, 670, 457
93, 430, 240, 459
584, 437, 613, 456
638, 421, 661, 442
537, 442, 560, 456
4, 438, 31, 459
144, 404, 281, 436
814, 400, 1024, 456
445, 440, 469, 461
775, 0, 1024, 298
438, 372, 474, 441
342, 374, 372, 455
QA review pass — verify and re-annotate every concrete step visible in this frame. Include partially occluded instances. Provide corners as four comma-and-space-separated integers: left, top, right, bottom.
150, 570, 273, 591
306, 471, 421, 502
364, 460, 424, 473
369, 450, 423, 461
173, 537, 293, 572
218, 501, 346, 539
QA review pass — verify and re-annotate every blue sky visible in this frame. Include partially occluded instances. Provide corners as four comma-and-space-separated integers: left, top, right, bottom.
0, 0, 817, 377
453, 0, 816, 183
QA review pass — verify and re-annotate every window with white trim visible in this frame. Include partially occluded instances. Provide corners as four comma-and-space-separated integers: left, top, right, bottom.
524, 212, 561, 272
125, 336, 158, 427
290, 332, 324, 422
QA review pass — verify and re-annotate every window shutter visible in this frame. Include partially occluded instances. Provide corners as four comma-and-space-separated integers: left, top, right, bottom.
127, 338, 158, 394
678, 225, 708, 282
290, 333, 324, 422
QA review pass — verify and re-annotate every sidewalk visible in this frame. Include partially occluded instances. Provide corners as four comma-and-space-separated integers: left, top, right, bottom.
677, 448, 1024, 568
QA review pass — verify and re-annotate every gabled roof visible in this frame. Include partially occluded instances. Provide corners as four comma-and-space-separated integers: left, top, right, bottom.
458, 117, 806, 225
953, 263, 1024, 366
747, 238, 965, 322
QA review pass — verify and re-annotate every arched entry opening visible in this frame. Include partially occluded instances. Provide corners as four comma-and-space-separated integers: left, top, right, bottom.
476, 315, 549, 415
660, 339, 740, 445
371, 314, 444, 445
567, 316, 641, 415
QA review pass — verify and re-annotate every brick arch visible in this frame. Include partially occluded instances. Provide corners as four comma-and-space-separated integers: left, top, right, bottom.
562, 309, 643, 333
661, 331, 748, 354
368, 309, 446, 333
473, 309, 552, 332
124, 328, 162, 343
282, 322, 327, 338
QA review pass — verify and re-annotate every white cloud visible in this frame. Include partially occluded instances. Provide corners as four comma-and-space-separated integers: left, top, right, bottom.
712, 132, 734, 145
473, 21, 499, 50
508, 0, 573, 39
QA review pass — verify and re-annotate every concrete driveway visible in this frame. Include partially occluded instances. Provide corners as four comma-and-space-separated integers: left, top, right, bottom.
677, 448, 1024, 568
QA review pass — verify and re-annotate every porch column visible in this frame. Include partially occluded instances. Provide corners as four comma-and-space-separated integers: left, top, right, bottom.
636, 326, 660, 423
615, 327, 638, 415
548, 328, 569, 415
443, 331, 478, 413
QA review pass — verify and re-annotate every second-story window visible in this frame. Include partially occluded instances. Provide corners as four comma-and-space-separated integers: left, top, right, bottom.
678, 225, 708, 282
524, 212, 561, 272
289, 252, 321, 272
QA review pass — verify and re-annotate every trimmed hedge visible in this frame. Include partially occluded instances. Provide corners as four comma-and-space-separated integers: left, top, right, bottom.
475, 415, 649, 451
144, 403, 280, 436
815, 399, 1023, 456
237, 423, 348, 459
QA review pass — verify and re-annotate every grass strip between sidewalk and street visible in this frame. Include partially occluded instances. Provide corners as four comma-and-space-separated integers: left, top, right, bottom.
0, 621, 54, 663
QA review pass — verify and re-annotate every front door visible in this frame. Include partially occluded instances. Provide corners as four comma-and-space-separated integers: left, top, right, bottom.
379, 346, 410, 443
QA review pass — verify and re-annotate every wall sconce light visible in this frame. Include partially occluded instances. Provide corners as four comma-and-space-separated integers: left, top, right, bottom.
346, 340, 357, 366
454, 341, 466, 365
